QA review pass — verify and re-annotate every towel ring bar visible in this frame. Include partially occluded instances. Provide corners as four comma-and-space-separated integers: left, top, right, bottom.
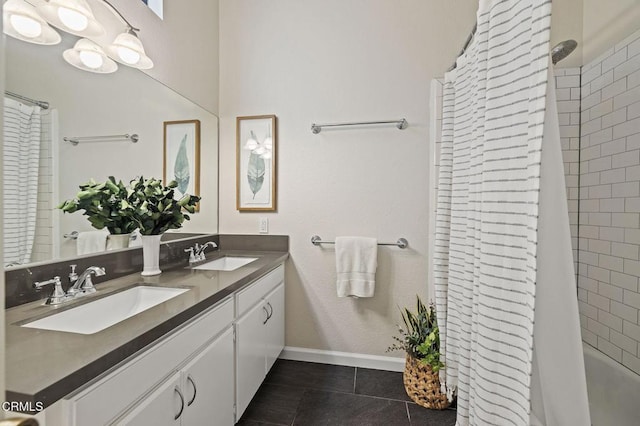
64, 231, 79, 240
311, 235, 408, 249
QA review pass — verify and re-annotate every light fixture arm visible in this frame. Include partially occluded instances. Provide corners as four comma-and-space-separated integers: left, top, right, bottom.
101, 0, 139, 32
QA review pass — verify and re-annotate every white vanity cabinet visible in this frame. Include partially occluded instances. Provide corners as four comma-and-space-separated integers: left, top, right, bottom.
235, 265, 285, 420
59, 297, 236, 426
116, 328, 235, 426
39, 262, 285, 426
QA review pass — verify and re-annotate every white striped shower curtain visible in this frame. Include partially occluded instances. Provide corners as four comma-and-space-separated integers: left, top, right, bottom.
432, 0, 588, 424
3, 97, 41, 266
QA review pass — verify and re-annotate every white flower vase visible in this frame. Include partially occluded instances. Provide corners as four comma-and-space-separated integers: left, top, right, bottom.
141, 234, 163, 276
106, 233, 131, 250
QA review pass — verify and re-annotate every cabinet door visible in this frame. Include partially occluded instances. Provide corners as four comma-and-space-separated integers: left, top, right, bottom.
264, 282, 285, 372
182, 328, 234, 426
236, 300, 269, 419
115, 372, 183, 426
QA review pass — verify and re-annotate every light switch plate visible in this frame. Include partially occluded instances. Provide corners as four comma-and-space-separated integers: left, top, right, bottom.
259, 217, 269, 234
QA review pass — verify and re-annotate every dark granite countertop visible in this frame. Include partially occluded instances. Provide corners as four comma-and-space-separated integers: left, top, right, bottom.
5, 249, 288, 409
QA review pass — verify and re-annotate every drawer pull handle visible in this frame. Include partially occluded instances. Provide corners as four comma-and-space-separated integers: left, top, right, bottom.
263, 306, 269, 324
174, 386, 185, 420
187, 375, 197, 406
266, 302, 273, 320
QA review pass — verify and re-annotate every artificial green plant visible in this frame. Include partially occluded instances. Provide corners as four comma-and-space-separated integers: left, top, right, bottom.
57, 176, 138, 234
387, 295, 445, 372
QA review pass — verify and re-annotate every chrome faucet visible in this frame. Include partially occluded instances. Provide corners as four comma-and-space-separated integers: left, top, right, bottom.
68, 266, 106, 296
195, 241, 217, 260
185, 241, 218, 264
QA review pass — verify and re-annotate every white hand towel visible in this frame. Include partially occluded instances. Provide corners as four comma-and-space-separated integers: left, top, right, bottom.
335, 236, 378, 298
76, 230, 108, 255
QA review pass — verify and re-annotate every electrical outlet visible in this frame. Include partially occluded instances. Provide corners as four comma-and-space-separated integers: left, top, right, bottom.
259, 217, 269, 234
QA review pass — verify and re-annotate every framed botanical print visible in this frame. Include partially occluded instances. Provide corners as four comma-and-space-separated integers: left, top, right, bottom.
163, 120, 201, 210
236, 115, 277, 211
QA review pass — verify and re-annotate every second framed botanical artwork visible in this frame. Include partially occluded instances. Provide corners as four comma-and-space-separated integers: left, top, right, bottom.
163, 120, 201, 210
236, 115, 277, 211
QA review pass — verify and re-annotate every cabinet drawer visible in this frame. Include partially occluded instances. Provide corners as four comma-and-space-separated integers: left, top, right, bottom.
69, 297, 234, 426
236, 264, 284, 316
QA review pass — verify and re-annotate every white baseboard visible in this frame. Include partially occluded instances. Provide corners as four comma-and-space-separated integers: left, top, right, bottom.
279, 346, 405, 372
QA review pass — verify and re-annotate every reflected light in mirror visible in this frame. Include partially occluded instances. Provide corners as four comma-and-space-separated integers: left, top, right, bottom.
106, 30, 153, 69
63, 38, 117, 73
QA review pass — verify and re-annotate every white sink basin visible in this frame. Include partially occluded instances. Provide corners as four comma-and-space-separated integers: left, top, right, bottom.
191, 256, 258, 271
21, 286, 188, 335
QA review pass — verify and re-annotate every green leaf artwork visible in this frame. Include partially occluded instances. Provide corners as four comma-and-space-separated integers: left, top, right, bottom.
247, 151, 265, 199
174, 134, 190, 194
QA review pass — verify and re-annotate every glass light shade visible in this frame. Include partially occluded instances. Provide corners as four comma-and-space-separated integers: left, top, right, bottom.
260, 151, 272, 160
63, 38, 117, 74
37, 0, 104, 38
3, 0, 61, 45
106, 31, 153, 69
57, 6, 88, 31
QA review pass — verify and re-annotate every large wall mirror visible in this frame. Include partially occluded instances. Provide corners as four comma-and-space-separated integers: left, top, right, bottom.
3, 30, 219, 268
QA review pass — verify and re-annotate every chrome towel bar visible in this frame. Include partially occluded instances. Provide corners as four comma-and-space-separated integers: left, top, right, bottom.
311, 119, 407, 134
311, 235, 408, 249
64, 133, 139, 145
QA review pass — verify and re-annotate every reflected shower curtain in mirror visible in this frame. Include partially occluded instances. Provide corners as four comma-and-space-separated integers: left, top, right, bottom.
3, 97, 41, 266
433, 0, 552, 424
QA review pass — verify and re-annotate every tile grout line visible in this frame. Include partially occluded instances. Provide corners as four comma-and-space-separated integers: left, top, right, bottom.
353, 367, 358, 394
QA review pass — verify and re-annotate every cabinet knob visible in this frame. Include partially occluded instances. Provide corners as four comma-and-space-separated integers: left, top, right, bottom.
174, 386, 185, 420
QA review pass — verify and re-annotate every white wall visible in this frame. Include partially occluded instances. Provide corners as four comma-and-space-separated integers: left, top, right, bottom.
219, 0, 476, 356
583, 0, 640, 65
107, 0, 219, 114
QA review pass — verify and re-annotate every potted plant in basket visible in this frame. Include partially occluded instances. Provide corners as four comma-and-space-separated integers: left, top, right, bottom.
127, 176, 200, 276
58, 176, 138, 250
388, 295, 450, 410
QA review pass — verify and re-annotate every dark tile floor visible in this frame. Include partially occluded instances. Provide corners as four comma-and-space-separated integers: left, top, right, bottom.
237, 359, 456, 426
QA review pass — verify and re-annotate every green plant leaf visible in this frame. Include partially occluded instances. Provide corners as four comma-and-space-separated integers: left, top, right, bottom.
247, 151, 265, 199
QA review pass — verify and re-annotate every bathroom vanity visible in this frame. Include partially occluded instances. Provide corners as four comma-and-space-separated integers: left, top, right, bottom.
5, 238, 288, 426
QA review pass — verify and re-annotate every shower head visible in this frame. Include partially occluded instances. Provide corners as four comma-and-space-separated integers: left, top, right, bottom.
551, 40, 578, 65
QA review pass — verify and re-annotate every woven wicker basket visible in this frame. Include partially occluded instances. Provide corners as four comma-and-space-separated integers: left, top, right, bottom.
403, 354, 451, 410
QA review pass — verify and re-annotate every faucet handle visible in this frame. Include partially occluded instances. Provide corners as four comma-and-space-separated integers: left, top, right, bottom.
185, 247, 197, 264
34, 276, 68, 305
69, 264, 78, 282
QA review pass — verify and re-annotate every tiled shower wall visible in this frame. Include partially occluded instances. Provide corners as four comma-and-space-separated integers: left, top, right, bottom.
31, 109, 55, 263
577, 29, 640, 374
555, 68, 581, 275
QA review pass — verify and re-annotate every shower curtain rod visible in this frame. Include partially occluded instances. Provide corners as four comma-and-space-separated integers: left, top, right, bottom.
447, 22, 478, 72
4, 90, 50, 110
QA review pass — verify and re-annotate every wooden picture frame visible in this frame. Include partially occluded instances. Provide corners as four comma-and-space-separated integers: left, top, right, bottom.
163, 119, 201, 211
236, 115, 277, 211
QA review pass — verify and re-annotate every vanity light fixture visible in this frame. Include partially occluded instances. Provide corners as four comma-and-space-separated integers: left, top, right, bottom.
63, 38, 117, 73
37, 0, 105, 38
105, 28, 153, 69
2, 0, 61, 45
3, 0, 153, 72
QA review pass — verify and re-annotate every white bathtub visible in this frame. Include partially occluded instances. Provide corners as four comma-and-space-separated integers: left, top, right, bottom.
583, 343, 640, 426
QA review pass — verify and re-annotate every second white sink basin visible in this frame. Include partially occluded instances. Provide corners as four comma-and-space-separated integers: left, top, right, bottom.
191, 256, 258, 271
21, 286, 188, 335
